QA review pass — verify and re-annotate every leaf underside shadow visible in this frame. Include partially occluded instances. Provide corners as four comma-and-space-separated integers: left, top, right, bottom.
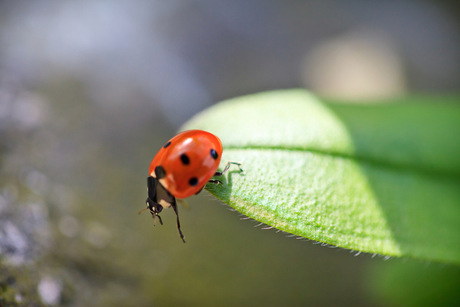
182, 89, 460, 265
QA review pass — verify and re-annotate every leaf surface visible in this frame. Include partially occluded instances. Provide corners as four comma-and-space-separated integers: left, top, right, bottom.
182, 90, 460, 264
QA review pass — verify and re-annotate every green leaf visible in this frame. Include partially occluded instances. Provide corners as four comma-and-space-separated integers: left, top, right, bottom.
181, 89, 460, 265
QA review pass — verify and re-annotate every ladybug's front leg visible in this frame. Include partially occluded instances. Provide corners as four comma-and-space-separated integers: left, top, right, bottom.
208, 179, 223, 185
213, 161, 244, 177
208, 161, 244, 185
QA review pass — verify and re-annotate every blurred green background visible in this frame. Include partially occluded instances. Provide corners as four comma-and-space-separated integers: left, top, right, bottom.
0, 1, 459, 306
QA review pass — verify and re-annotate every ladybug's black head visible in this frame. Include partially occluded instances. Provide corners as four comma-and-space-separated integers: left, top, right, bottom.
145, 196, 163, 225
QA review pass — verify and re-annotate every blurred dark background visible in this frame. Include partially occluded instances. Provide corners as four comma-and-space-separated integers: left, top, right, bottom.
0, 0, 459, 306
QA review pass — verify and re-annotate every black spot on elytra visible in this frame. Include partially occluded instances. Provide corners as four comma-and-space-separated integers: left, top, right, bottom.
163, 141, 171, 148
210, 149, 218, 160
180, 153, 190, 165
155, 166, 166, 179
189, 177, 198, 186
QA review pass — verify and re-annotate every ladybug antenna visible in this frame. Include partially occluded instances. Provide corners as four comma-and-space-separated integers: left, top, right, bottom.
138, 207, 150, 215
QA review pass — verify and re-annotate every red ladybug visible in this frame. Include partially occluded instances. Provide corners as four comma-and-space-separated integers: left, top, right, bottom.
143, 130, 243, 242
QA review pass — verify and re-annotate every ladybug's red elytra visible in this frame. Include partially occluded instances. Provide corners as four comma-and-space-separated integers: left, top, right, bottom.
143, 130, 243, 242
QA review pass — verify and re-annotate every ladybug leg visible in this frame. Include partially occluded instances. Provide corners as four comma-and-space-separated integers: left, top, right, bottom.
214, 161, 244, 176
208, 179, 223, 185
171, 199, 186, 243
208, 162, 244, 185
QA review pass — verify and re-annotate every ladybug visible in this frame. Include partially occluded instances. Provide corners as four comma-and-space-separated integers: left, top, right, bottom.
143, 130, 243, 242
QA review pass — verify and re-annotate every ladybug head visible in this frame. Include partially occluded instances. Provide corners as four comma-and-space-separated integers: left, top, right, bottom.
145, 197, 163, 226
